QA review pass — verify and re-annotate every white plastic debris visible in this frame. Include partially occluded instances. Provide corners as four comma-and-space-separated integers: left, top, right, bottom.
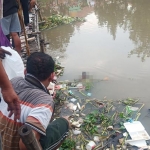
70, 98, 77, 102
72, 121, 79, 126
76, 146, 81, 150
123, 132, 128, 137
72, 129, 81, 135
128, 106, 139, 111
86, 141, 96, 150
72, 121, 81, 128
87, 93, 92, 97
75, 114, 80, 117
125, 139, 147, 148
76, 83, 83, 88
77, 102, 81, 110
73, 105, 77, 111
124, 121, 150, 140
107, 126, 113, 131
48, 82, 55, 95
93, 136, 100, 142
80, 113, 86, 117
67, 103, 77, 111
56, 56, 59, 59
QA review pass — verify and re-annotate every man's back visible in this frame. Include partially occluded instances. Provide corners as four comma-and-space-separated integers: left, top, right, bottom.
3, 0, 18, 17
0, 77, 54, 150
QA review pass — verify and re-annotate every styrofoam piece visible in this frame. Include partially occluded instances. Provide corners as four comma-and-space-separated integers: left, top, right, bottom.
124, 121, 150, 140
125, 139, 147, 148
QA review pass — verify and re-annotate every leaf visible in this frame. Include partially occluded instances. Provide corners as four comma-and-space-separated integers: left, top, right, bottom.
60, 139, 75, 149
119, 112, 125, 118
120, 126, 125, 130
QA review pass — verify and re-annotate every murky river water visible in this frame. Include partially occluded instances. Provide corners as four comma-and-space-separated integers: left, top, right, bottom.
40, 0, 150, 133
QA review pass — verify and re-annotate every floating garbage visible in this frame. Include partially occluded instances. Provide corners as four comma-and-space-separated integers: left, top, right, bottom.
71, 121, 81, 128
67, 103, 77, 111
68, 90, 74, 95
128, 106, 139, 111
47, 82, 55, 95
93, 136, 100, 142
107, 126, 114, 131
76, 146, 81, 150
86, 141, 96, 150
76, 83, 83, 89
123, 132, 128, 137
87, 93, 92, 97
72, 129, 81, 135
70, 98, 77, 102
39, 14, 85, 30
52, 59, 147, 150
73, 105, 77, 111
124, 121, 150, 140
77, 102, 81, 110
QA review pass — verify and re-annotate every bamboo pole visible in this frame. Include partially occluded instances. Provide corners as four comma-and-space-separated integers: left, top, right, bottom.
17, 0, 30, 56
36, 4, 43, 22
18, 125, 42, 150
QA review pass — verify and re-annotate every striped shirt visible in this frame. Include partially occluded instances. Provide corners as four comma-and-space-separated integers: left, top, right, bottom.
0, 77, 54, 150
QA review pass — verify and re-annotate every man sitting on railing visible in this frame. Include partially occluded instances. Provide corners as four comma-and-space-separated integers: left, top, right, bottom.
0, 52, 69, 150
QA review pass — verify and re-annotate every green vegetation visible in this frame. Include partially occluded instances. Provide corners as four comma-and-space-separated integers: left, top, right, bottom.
60, 139, 75, 150
82, 111, 99, 135
39, 14, 85, 30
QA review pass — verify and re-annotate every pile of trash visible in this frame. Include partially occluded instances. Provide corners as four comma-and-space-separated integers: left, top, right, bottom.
52, 58, 150, 150
39, 14, 85, 30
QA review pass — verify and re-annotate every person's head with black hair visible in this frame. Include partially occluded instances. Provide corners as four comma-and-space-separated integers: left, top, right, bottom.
26, 52, 55, 87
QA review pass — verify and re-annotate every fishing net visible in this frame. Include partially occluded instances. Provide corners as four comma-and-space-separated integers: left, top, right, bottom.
0, 0, 11, 47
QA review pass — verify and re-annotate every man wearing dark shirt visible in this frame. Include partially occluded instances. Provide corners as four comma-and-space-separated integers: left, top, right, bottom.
0, 0, 21, 54
20, 0, 36, 26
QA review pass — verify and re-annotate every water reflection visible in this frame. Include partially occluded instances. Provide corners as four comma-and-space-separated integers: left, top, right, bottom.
41, 0, 93, 57
94, 0, 150, 62
42, 24, 75, 56
40, 0, 150, 62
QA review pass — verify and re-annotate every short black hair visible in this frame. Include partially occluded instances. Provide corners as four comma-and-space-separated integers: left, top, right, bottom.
27, 52, 55, 81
